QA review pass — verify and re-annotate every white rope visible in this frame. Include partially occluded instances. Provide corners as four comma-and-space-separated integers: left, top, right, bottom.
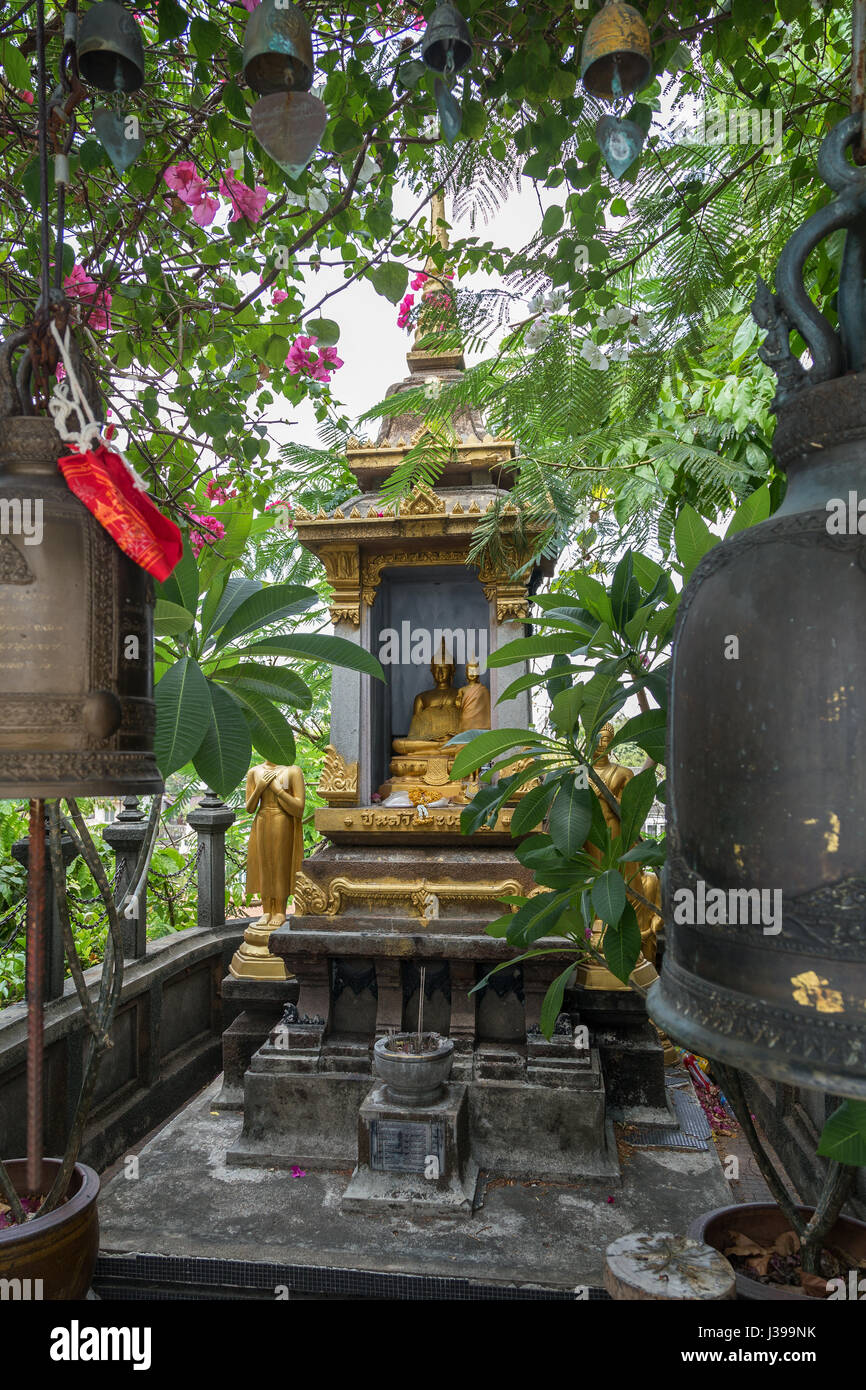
48, 321, 149, 491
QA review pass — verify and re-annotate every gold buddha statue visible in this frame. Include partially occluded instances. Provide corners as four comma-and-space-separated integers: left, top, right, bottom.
229, 760, 306, 980
456, 659, 491, 732
382, 649, 490, 799
576, 723, 661, 990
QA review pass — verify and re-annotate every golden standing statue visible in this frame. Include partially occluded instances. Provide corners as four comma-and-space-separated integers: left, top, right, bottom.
229, 760, 306, 980
456, 659, 491, 732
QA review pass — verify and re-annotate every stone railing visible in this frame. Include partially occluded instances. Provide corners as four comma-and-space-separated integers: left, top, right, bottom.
0, 790, 247, 1172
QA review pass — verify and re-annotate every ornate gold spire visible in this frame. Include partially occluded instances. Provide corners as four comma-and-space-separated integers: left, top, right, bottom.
410, 188, 462, 368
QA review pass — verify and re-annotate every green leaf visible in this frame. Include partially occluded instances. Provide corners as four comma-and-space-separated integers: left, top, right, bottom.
539, 962, 577, 1039
551, 685, 584, 735
157, 0, 188, 41
610, 551, 641, 632
192, 683, 252, 798
726, 482, 772, 538
202, 576, 261, 644
675, 504, 717, 580
486, 633, 579, 667
153, 599, 195, 636
79, 140, 105, 173
450, 728, 537, 780
548, 778, 594, 857
190, 16, 222, 60
542, 204, 564, 237
233, 688, 296, 765
618, 766, 658, 849
611, 709, 666, 763
159, 537, 199, 616
817, 1101, 866, 1165
220, 662, 312, 710
211, 582, 318, 651
591, 869, 627, 926
245, 633, 385, 680
154, 657, 212, 776
1, 41, 32, 91
331, 117, 363, 153
601, 902, 642, 984
510, 780, 557, 837
368, 261, 409, 304
731, 314, 758, 358
304, 318, 340, 346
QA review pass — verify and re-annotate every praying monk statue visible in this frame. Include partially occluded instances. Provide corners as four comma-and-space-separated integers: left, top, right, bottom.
229, 760, 306, 980
456, 659, 491, 732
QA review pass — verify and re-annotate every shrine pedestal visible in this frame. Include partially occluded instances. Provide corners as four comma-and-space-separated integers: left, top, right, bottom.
342, 1082, 478, 1215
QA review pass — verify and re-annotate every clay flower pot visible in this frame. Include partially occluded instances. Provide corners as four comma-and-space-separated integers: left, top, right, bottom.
0, 1159, 100, 1300
373, 1033, 454, 1106
689, 1203, 866, 1301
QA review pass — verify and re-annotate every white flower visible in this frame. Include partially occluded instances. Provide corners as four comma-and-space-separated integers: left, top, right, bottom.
526, 314, 552, 350
528, 292, 546, 314
284, 190, 306, 208
580, 338, 609, 372
544, 289, 566, 312
608, 342, 629, 362
357, 154, 378, 186
308, 189, 328, 213
634, 311, 652, 341
424, 376, 442, 400
597, 305, 632, 328
228, 147, 244, 172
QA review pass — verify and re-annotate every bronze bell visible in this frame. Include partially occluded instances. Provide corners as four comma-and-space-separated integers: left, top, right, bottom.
648, 116, 866, 1101
0, 335, 161, 798
242, 0, 314, 97
77, 0, 145, 94
580, 0, 651, 101
421, 1, 472, 75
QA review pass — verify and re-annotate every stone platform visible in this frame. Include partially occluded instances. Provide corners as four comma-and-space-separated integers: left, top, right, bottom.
95, 1075, 733, 1296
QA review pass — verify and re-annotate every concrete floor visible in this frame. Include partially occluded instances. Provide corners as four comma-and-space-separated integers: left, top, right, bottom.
97, 1075, 733, 1293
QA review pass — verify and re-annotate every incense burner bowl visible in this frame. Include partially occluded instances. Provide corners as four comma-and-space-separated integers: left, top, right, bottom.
373, 1033, 454, 1106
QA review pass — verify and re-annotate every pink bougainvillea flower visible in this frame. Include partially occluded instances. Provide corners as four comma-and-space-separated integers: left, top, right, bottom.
219, 171, 268, 224
192, 194, 219, 228
19, 90, 34, 105
189, 512, 226, 557
410, 272, 428, 292
291, 1165, 306, 1178
272, 288, 288, 305
240, 0, 261, 10
164, 161, 208, 206
285, 335, 344, 385
64, 263, 112, 332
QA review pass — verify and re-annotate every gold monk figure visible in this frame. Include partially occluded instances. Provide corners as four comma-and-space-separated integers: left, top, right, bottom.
391, 656, 461, 755
245, 760, 305, 927
456, 659, 491, 732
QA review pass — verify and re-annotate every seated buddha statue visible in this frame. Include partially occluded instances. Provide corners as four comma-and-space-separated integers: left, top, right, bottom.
382, 653, 489, 800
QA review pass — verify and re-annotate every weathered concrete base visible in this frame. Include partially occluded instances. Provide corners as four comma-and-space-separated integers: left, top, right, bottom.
216, 975, 298, 1109
228, 1022, 619, 1181
569, 986, 670, 1122
97, 1078, 734, 1293
342, 1082, 479, 1216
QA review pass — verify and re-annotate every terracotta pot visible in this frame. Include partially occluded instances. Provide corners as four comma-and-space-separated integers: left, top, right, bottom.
0, 1159, 100, 1300
689, 1202, 866, 1301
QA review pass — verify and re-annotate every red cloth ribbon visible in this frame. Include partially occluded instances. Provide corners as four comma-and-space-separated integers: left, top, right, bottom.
58, 443, 182, 582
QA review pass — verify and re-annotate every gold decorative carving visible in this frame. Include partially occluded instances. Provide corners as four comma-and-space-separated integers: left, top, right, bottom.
360, 547, 472, 607
315, 805, 515, 838
398, 483, 446, 516
319, 544, 360, 626
317, 743, 359, 806
293, 875, 524, 926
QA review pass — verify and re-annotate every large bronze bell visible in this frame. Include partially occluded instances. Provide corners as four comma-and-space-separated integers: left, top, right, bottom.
242, 0, 314, 96
580, 0, 651, 101
648, 116, 866, 1101
0, 333, 161, 798
77, 1, 145, 94
421, 1, 472, 75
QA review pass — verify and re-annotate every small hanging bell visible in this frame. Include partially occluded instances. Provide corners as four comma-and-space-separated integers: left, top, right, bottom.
242, 0, 314, 96
580, 0, 651, 102
422, 1, 472, 76
77, 0, 145, 94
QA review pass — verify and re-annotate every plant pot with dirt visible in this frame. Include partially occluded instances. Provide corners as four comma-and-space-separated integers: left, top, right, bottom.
0, 1158, 100, 1300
